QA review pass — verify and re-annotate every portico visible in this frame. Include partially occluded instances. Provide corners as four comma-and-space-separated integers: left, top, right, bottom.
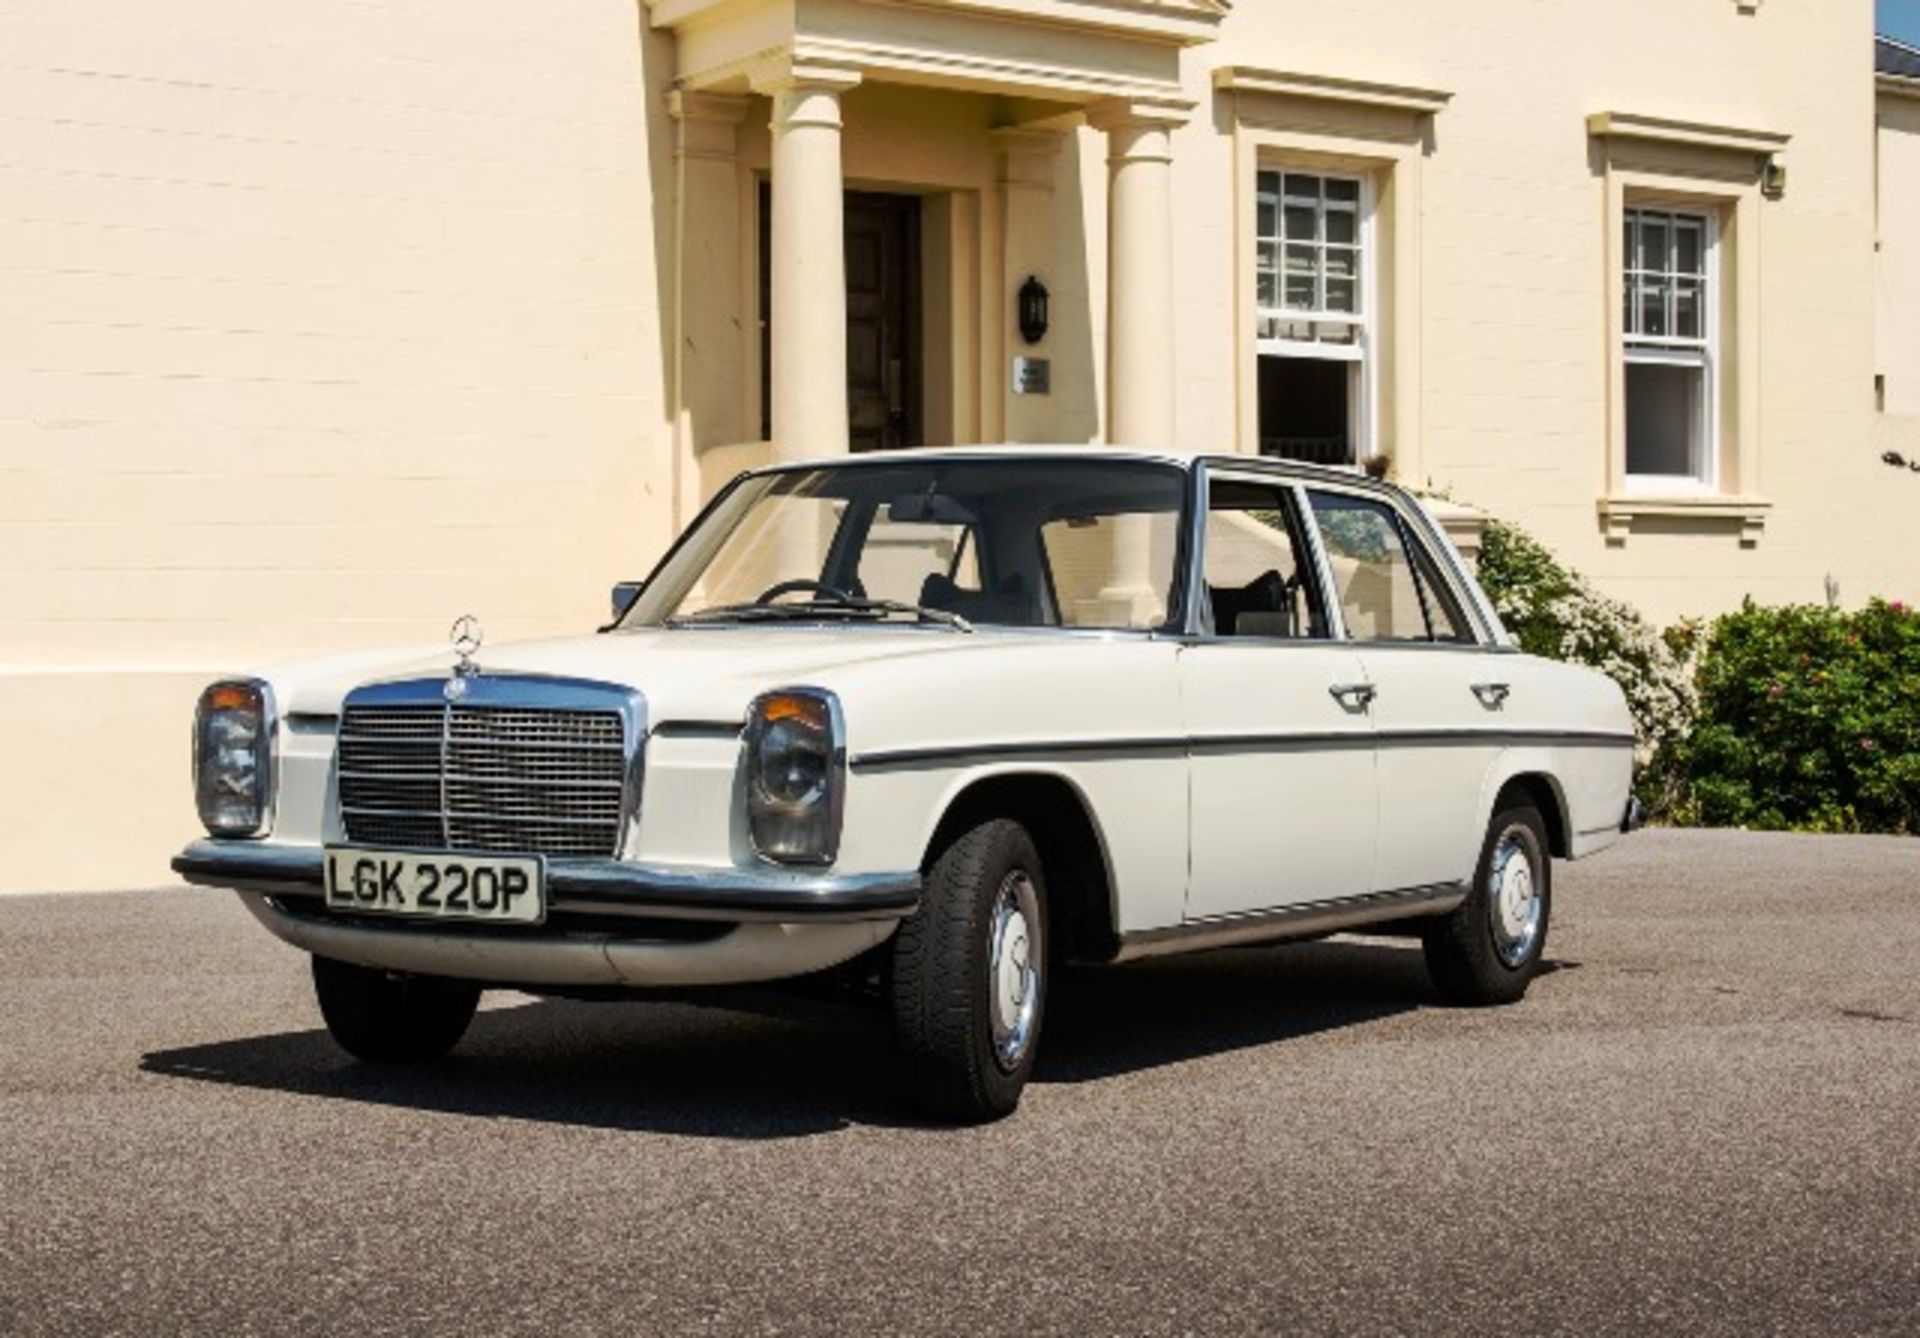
644, 0, 1225, 514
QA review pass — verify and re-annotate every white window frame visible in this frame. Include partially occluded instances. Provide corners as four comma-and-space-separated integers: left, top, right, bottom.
1254, 167, 1378, 466
1622, 206, 1718, 493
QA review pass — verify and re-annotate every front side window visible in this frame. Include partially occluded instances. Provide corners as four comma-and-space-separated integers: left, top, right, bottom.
624, 460, 1189, 633
1306, 490, 1472, 643
1255, 170, 1371, 466
1201, 478, 1328, 638
1624, 206, 1715, 487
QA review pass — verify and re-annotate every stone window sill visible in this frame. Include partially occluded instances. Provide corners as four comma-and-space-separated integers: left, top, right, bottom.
1598, 493, 1771, 547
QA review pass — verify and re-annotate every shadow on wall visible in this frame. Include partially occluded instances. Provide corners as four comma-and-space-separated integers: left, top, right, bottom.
140, 938, 1444, 1139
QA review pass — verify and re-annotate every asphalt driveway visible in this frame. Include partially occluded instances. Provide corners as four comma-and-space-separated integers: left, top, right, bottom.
2, 829, 1916, 1335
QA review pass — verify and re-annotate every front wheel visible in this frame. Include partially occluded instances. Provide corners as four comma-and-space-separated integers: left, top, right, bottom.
312, 955, 480, 1062
888, 817, 1047, 1123
1423, 803, 1552, 1006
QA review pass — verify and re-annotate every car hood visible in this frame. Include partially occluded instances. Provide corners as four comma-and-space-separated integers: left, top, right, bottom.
262, 626, 1048, 724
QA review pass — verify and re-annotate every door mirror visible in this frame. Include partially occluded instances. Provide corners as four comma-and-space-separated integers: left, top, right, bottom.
609, 581, 645, 622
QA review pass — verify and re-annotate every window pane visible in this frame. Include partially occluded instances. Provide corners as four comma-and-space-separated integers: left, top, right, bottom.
1639, 215, 1669, 273
1257, 242, 1279, 308
1284, 204, 1318, 242
1284, 173, 1320, 203
1324, 276, 1357, 313
1639, 279, 1668, 338
1284, 244, 1318, 309
1325, 178, 1360, 204
1624, 274, 1639, 336
1675, 220, 1704, 276
1306, 492, 1431, 641
1324, 209, 1356, 246
1257, 194, 1278, 241
1674, 277, 1704, 340
1626, 361, 1705, 478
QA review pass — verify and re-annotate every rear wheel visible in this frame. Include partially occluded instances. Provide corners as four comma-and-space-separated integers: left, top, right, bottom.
312, 955, 480, 1062
1424, 803, 1552, 1006
889, 817, 1047, 1123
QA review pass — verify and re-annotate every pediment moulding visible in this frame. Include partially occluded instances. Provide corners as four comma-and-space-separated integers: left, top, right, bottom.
646, 0, 1227, 45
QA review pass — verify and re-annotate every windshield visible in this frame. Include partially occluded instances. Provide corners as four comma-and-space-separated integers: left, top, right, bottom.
621, 458, 1190, 632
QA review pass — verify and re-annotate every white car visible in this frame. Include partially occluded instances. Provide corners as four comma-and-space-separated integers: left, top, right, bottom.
176, 448, 1639, 1121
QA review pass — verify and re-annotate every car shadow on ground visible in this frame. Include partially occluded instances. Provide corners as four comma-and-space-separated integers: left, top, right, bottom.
141, 937, 1447, 1139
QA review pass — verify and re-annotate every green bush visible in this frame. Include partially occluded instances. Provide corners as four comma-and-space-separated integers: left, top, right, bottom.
1673, 599, 1920, 833
1472, 518, 1696, 807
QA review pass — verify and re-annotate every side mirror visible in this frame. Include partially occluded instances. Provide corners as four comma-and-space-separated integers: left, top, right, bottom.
609, 581, 645, 622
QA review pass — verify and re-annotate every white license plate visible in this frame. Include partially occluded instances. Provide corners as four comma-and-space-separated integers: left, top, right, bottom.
323, 848, 545, 925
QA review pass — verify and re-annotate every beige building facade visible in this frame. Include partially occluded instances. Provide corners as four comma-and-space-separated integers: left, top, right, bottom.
3, 0, 1913, 891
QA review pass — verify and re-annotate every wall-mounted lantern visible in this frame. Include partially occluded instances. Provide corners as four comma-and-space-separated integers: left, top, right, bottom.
1761, 154, 1787, 199
1018, 275, 1050, 345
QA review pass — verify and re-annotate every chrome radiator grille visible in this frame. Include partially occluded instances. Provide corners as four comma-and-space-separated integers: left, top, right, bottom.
338, 698, 631, 858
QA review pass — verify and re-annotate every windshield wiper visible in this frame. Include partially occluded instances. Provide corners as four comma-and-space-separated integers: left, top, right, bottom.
806, 596, 975, 632
667, 598, 973, 632
665, 603, 817, 626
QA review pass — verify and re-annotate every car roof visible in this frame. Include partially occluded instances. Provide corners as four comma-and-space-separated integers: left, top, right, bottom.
757, 445, 1409, 499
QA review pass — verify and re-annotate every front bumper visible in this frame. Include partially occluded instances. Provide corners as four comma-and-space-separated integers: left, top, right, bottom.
172, 840, 921, 924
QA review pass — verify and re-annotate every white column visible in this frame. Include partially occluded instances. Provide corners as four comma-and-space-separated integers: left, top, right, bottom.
755, 65, 861, 458
1092, 102, 1188, 449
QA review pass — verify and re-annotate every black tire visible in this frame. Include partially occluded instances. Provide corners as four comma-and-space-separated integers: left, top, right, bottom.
1424, 803, 1552, 1007
311, 955, 481, 1062
889, 817, 1047, 1123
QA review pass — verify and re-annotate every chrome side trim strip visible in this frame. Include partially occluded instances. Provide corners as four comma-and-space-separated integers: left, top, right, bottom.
1112, 882, 1468, 963
850, 728, 1636, 771
172, 841, 919, 924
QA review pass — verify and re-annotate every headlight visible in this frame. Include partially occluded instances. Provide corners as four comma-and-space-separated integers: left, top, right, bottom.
193, 679, 276, 838
744, 688, 844, 865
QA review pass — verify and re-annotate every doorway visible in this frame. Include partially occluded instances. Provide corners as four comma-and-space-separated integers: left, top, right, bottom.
760, 186, 923, 451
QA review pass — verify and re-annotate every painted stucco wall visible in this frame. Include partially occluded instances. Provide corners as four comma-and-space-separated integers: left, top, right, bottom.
1879, 86, 1920, 461
2, 0, 678, 889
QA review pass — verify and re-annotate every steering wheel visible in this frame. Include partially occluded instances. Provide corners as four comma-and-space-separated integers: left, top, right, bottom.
754, 578, 853, 606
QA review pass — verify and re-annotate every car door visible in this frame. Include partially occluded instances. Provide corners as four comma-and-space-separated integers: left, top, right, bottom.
1179, 471, 1378, 921
1301, 485, 1501, 894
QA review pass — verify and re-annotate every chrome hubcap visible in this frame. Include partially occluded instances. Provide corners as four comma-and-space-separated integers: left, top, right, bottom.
987, 870, 1042, 1071
1489, 828, 1542, 968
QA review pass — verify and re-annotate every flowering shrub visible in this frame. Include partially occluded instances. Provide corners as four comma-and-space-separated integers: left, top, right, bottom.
1472, 519, 1697, 807
1673, 599, 1920, 833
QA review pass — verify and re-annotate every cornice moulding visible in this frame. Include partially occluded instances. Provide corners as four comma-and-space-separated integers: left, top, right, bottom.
1878, 73, 1920, 102
1587, 111, 1790, 156
1214, 66, 1453, 116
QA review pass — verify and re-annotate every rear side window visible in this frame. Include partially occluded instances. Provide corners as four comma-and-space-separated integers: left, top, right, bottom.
1305, 490, 1473, 643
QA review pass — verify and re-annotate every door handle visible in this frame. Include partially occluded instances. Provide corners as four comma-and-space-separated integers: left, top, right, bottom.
1471, 682, 1511, 708
1329, 682, 1376, 710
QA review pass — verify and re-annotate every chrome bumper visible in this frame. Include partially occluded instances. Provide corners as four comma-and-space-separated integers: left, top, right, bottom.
172, 840, 921, 924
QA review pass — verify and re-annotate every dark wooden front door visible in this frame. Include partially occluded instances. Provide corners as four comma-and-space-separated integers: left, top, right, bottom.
760, 187, 922, 451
